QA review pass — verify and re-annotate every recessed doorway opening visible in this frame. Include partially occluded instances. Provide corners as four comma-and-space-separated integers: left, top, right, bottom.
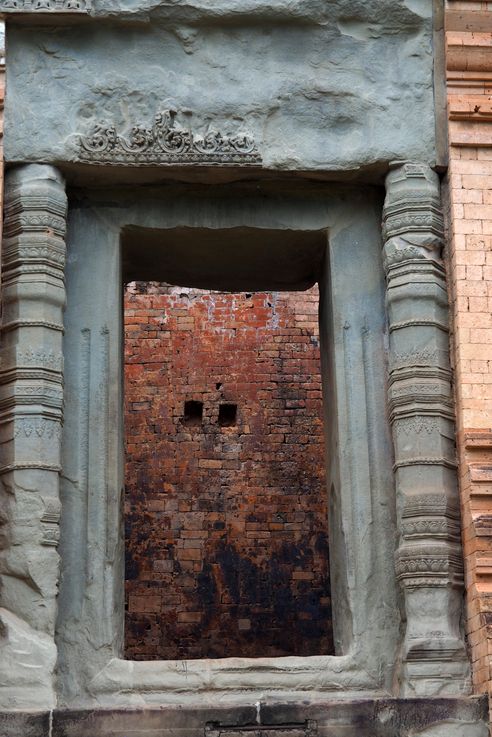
122, 227, 333, 661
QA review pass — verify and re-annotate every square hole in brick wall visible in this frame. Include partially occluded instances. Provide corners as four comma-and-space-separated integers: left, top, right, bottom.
183, 400, 204, 427
218, 403, 237, 427
122, 228, 333, 660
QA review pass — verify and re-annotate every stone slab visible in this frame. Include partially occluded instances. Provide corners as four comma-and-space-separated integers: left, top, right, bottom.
50, 698, 489, 737
0, 710, 50, 737
5, 0, 438, 176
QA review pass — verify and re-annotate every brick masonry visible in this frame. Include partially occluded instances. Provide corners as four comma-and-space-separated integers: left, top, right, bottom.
124, 282, 333, 660
444, 0, 492, 711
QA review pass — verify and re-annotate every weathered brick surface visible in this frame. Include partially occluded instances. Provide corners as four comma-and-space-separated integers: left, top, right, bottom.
444, 0, 492, 710
124, 283, 333, 660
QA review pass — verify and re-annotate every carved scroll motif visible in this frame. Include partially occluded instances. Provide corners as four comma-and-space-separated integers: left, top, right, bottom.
78, 109, 262, 166
0, 0, 89, 12
382, 163, 470, 695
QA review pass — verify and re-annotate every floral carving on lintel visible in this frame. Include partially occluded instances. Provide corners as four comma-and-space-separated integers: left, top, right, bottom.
78, 109, 262, 167
0, 0, 88, 11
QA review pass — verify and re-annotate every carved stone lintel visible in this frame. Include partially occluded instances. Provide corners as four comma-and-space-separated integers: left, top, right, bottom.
383, 163, 470, 696
78, 109, 262, 167
0, 164, 67, 709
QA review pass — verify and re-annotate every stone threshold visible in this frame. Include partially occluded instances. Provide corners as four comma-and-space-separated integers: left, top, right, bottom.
0, 696, 488, 737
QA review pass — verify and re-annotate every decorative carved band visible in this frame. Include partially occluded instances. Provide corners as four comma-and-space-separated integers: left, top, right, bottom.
0, 0, 89, 11
0, 462, 62, 474
17, 348, 63, 371
395, 554, 462, 580
78, 109, 262, 167
393, 458, 458, 470
402, 493, 460, 519
401, 519, 460, 539
394, 417, 441, 435
389, 319, 450, 333
3, 212, 66, 238
398, 494, 463, 585
14, 418, 62, 439
1, 320, 64, 333
389, 348, 449, 370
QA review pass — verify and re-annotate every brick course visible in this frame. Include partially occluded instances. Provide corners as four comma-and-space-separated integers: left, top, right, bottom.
124, 283, 333, 660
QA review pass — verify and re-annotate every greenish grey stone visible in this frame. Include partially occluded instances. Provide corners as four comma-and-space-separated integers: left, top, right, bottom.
5, 0, 438, 175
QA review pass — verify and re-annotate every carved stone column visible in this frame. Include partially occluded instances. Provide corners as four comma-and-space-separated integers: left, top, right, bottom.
383, 162, 470, 696
0, 165, 66, 708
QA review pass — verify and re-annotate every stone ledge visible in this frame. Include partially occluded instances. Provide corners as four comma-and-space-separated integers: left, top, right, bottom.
2, 698, 487, 737
464, 431, 492, 451
0, 711, 50, 737
446, 10, 492, 34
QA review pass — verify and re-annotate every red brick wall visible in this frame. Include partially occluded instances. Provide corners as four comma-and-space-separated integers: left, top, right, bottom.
124, 283, 333, 660
444, 0, 492, 708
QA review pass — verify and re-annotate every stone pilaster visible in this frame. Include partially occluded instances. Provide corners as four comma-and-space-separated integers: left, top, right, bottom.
0, 165, 66, 709
383, 162, 470, 696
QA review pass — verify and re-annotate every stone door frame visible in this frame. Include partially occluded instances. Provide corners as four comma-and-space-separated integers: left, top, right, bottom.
0, 166, 470, 709
54, 182, 398, 706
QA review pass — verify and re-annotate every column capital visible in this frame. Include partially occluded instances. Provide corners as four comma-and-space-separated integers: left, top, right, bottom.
383, 163, 444, 270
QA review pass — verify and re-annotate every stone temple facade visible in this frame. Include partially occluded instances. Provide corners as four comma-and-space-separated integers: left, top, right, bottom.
0, 1, 492, 736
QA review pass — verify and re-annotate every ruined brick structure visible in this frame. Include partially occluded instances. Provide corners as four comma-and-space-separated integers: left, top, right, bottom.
124, 283, 332, 660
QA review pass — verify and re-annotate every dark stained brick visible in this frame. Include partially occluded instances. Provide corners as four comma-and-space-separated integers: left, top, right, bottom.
124, 283, 332, 660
